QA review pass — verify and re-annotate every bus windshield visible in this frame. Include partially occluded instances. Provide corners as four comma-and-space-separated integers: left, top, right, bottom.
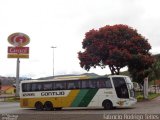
112, 77, 129, 99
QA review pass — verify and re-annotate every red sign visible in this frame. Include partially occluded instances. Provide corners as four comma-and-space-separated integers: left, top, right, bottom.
8, 33, 30, 47
8, 46, 29, 58
8, 47, 29, 54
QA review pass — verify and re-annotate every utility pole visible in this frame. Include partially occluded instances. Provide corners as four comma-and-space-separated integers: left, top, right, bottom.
143, 77, 148, 99
51, 46, 56, 77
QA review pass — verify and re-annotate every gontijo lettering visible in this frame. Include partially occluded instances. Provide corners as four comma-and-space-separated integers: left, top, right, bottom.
41, 91, 65, 96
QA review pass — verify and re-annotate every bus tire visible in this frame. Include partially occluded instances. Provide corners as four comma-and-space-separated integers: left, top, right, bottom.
35, 101, 43, 111
44, 101, 53, 111
55, 107, 62, 111
102, 100, 113, 110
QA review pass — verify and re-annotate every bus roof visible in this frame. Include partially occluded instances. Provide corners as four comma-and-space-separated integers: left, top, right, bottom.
20, 75, 129, 84
20, 75, 88, 83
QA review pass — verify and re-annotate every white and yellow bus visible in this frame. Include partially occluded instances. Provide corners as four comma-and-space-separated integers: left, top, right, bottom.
20, 75, 137, 110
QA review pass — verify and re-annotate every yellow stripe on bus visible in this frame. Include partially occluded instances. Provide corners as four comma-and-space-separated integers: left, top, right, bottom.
60, 90, 80, 107
20, 90, 80, 108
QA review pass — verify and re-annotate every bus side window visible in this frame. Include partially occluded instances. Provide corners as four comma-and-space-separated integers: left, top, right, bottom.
31, 83, 37, 91
81, 80, 89, 89
67, 81, 76, 89
105, 78, 112, 88
89, 80, 97, 88
37, 83, 43, 91
75, 81, 81, 89
97, 78, 112, 88
67, 81, 80, 90
22, 83, 32, 92
98, 80, 106, 88
22, 83, 27, 92
55, 82, 61, 90
43, 82, 53, 91
54, 82, 66, 90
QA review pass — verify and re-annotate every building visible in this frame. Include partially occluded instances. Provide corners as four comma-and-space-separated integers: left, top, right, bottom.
1, 85, 15, 94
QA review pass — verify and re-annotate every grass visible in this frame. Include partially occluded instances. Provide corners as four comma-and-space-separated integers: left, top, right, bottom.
148, 92, 160, 99
136, 91, 160, 102
6, 97, 20, 102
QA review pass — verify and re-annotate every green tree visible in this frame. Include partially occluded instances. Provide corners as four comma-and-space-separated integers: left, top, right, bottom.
150, 54, 160, 93
152, 54, 160, 79
0, 80, 1, 95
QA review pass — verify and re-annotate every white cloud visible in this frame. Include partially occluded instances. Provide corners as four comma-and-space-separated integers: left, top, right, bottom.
0, 0, 160, 78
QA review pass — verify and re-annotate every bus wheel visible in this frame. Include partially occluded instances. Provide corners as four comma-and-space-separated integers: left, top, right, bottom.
102, 100, 113, 110
44, 101, 53, 111
35, 102, 43, 111
55, 107, 62, 111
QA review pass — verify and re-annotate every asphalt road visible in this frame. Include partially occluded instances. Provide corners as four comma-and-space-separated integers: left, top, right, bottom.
0, 97, 160, 120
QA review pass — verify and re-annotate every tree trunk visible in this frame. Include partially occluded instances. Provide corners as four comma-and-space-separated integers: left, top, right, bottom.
109, 65, 120, 75
109, 66, 115, 75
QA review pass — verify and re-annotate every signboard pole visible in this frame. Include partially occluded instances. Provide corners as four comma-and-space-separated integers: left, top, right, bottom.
16, 58, 20, 97
7, 32, 30, 97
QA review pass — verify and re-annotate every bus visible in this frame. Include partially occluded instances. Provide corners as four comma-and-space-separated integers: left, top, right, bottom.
20, 75, 137, 110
